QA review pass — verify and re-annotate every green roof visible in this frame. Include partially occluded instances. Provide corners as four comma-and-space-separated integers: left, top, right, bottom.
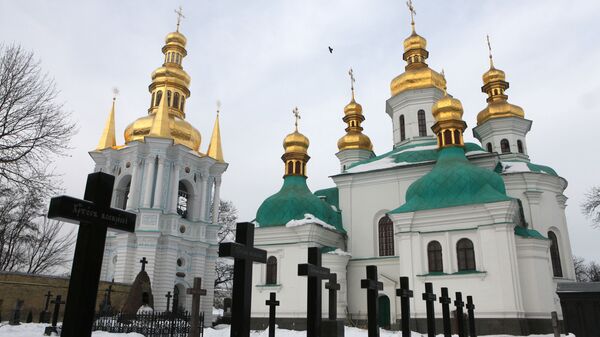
495, 161, 558, 177
514, 226, 547, 239
390, 146, 512, 214
255, 176, 344, 232
314, 187, 339, 210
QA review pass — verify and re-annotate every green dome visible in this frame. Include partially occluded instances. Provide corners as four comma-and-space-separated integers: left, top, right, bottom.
390, 147, 511, 214
256, 176, 344, 232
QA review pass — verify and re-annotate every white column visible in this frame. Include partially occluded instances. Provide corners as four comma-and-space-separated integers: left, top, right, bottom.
126, 158, 140, 210
211, 176, 222, 224
170, 162, 181, 213
142, 156, 156, 208
199, 173, 208, 221
153, 156, 166, 209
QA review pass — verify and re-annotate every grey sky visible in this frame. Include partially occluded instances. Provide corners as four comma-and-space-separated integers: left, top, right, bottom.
2, 0, 599, 261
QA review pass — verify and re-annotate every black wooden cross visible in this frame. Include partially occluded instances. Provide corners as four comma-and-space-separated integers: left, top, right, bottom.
361, 265, 383, 337
265, 292, 280, 337
454, 292, 466, 337
187, 277, 207, 337
298, 247, 331, 337
466, 296, 476, 337
219, 222, 267, 337
44, 295, 65, 336
439, 287, 452, 337
325, 273, 341, 320
140, 257, 149, 271
43, 291, 53, 311
39, 291, 53, 323
165, 291, 173, 312
47, 172, 136, 337
396, 276, 413, 337
422, 282, 437, 337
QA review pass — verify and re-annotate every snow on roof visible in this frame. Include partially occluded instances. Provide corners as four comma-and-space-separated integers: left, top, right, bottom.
501, 161, 531, 173
326, 248, 352, 257
285, 213, 337, 231
345, 144, 438, 173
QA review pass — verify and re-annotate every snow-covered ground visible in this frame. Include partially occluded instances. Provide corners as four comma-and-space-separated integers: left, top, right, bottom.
0, 322, 575, 337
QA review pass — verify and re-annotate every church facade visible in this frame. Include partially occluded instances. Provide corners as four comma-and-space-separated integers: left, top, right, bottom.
91, 26, 227, 322
250, 17, 574, 335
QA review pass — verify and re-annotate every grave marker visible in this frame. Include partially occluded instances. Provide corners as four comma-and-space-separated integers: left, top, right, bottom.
165, 291, 173, 312
439, 287, 452, 337
187, 277, 207, 337
422, 282, 437, 337
361, 265, 383, 337
396, 277, 413, 337
219, 222, 267, 337
298, 247, 331, 337
466, 296, 476, 337
454, 292, 466, 337
44, 295, 65, 336
140, 257, 148, 271
9, 299, 24, 325
323, 272, 344, 337
47, 172, 136, 337
39, 291, 53, 323
265, 292, 280, 337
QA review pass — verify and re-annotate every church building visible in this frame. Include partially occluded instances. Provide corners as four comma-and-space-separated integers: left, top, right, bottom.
91, 23, 227, 322
250, 10, 574, 335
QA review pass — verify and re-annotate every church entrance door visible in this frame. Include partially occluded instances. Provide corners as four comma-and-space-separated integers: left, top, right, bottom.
377, 295, 391, 328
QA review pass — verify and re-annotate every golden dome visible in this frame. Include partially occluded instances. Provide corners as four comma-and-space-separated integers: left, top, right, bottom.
337, 132, 373, 151
344, 99, 363, 115
477, 101, 524, 125
477, 60, 525, 125
432, 94, 464, 123
403, 32, 427, 51
283, 131, 309, 155
165, 31, 187, 47
123, 113, 201, 151
482, 66, 505, 84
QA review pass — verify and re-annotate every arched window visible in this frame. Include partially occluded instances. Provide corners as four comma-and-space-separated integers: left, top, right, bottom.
399, 115, 406, 141
417, 110, 427, 137
486, 143, 492, 152
287, 161, 293, 175
177, 181, 189, 218
173, 92, 180, 109
151, 92, 155, 107
456, 238, 476, 271
378, 216, 394, 256
517, 140, 524, 154
453, 130, 461, 145
294, 161, 301, 175
155, 91, 163, 106
266, 256, 277, 284
500, 139, 510, 153
167, 90, 172, 107
443, 129, 452, 146
180, 97, 185, 111
427, 241, 443, 273
548, 231, 563, 277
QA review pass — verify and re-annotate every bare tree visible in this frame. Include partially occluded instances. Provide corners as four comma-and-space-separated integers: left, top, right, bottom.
582, 186, 600, 228
211, 200, 237, 307
0, 44, 76, 193
573, 256, 588, 282
586, 261, 600, 282
23, 218, 75, 274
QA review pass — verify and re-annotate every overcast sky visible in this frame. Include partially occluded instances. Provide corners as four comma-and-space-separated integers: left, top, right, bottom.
2, 0, 599, 261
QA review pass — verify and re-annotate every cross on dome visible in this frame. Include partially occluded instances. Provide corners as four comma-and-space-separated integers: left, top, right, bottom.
349, 67, 356, 99
112, 87, 119, 101
216, 100, 221, 115
406, 0, 417, 32
175, 6, 185, 32
486, 35, 495, 68
292, 107, 301, 131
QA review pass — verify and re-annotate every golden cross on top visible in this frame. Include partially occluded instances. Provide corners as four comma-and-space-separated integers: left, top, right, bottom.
175, 6, 185, 32
486, 35, 495, 68
112, 87, 120, 101
348, 68, 356, 99
292, 107, 301, 131
406, 0, 416, 31
216, 100, 221, 115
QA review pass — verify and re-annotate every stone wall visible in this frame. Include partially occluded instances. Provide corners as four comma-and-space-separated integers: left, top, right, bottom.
0, 271, 131, 322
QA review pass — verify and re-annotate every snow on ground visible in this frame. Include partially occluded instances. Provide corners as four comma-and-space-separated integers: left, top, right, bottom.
0, 322, 576, 337
286, 214, 337, 231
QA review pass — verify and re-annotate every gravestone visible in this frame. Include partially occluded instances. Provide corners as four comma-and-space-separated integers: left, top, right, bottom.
551, 311, 560, 337
265, 292, 280, 337
466, 296, 476, 337
26, 310, 33, 323
187, 277, 207, 337
396, 277, 412, 337
223, 297, 232, 316
9, 299, 24, 325
44, 295, 65, 336
454, 292, 466, 337
47, 172, 136, 337
165, 291, 173, 312
121, 257, 154, 315
361, 265, 383, 337
39, 291, 53, 323
219, 222, 267, 337
322, 273, 344, 337
298, 247, 330, 337
422, 282, 437, 337
439, 287, 452, 337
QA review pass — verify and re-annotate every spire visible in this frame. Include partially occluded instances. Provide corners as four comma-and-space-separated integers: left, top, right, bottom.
207, 101, 224, 162
337, 68, 373, 152
96, 89, 118, 150
148, 86, 171, 138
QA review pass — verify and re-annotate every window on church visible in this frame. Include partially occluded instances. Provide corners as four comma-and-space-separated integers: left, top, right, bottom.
174, 92, 180, 110
517, 140, 524, 154
453, 130, 461, 145
378, 216, 394, 256
399, 115, 406, 141
180, 97, 185, 111
486, 143, 492, 152
266, 256, 277, 284
427, 241, 443, 273
501, 139, 510, 153
456, 238, 476, 271
294, 161, 301, 175
443, 130, 452, 146
167, 91, 172, 107
151, 92, 155, 108
177, 181, 189, 219
155, 91, 163, 106
418, 110, 427, 137
548, 231, 563, 277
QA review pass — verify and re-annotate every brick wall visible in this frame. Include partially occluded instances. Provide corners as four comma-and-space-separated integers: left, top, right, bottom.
0, 272, 131, 323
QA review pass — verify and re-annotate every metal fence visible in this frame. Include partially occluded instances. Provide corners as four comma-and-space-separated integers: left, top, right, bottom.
92, 311, 203, 337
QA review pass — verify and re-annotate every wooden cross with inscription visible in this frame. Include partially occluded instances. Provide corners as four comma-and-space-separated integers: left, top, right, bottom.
298, 247, 331, 337
325, 273, 341, 320
47, 172, 136, 337
396, 276, 413, 337
265, 292, 280, 337
361, 265, 383, 337
219, 222, 267, 337
187, 277, 207, 337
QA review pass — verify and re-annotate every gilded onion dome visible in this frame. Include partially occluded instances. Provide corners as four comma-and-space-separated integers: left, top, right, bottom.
337, 69, 373, 151
431, 83, 467, 148
282, 108, 310, 177
123, 28, 201, 152
477, 39, 525, 125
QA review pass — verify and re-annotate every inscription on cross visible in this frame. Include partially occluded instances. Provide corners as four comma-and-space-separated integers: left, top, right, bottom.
396, 277, 413, 337
439, 287, 452, 337
265, 292, 280, 337
47, 172, 136, 337
140, 257, 149, 271
361, 265, 383, 337
219, 222, 267, 337
187, 277, 207, 337
298, 247, 330, 337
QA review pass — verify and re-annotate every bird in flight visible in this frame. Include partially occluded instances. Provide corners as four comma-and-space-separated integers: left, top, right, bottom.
328, 46, 333, 54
